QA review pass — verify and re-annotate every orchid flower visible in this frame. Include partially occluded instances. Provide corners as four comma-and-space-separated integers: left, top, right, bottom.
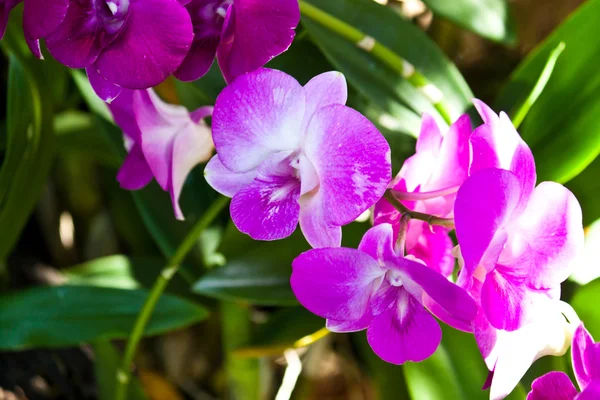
36, 0, 194, 102
109, 89, 213, 220
528, 323, 600, 400
175, 0, 300, 83
454, 103, 584, 331
204, 68, 391, 248
374, 112, 471, 277
0, 0, 69, 54
290, 223, 477, 364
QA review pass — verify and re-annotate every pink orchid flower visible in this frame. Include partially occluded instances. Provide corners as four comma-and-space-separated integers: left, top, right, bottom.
374, 112, 471, 277
290, 223, 477, 364
205, 68, 391, 247
110, 88, 214, 220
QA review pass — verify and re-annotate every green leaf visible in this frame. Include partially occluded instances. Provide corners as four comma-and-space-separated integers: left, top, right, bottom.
93, 341, 148, 400
62, 255, 201, 301
495, 0, 600, 183
54, 111, 122, 168
403, 344, 465, 399
572, 278, 600, 339
0, 286, 209, 350
192, 224, 308, 306
302, 0, 473, 135
0, 53, 55, 262
422, 0, 516, 44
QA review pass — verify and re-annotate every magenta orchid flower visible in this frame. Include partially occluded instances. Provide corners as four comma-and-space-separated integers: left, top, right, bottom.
109, 89, 213, 220
37, 0, 194, 102
373, 112, 471, 277
454, 102, 584, 332
0, 0, 69, 54
175, 0, 300, 83
204, 68, 391, 248
290, 223, 477, 364
528, 323, 600, 400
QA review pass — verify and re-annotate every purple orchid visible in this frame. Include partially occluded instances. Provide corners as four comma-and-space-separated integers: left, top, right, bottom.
0, 0, 69, 54
528, 323, 600, 400
454, 102, 584, 332
373, 112, 471, 277
204, 68, 391, 248
175, 0, 300, 83
35, 0, 194, 102
290, 223, 477, 364
109, 88, 214, 220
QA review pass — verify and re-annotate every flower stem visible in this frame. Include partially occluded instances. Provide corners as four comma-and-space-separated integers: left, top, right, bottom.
384, 190, 455, 229
114, 196, 230, 400
298, 0, 453, 124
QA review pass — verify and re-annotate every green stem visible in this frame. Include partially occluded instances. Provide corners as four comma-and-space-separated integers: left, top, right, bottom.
114, 196, 230, 400
512, 42, 566, 128
299, 0, 453, 124
384, 190, 455, 229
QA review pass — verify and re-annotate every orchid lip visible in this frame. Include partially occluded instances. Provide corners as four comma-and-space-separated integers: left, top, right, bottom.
386, 269, 404, 287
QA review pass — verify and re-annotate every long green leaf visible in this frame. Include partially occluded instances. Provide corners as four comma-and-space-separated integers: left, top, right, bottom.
423, 0, 516, 44
301, 0, 473, 136
0, 286, 209, 350
0, 54, 55, 262
495, 0, 600, 183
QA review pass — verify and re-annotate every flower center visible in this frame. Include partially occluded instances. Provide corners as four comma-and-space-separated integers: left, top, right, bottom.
97, 0, 130, 34
386, 269, 404, 287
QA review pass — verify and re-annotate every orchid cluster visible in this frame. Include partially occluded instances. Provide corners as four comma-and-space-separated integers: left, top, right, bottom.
0, 0, 299, 101
203, 66, 584, 399
1, 1, 589, 399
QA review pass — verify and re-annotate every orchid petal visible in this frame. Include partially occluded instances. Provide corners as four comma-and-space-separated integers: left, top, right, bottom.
572, 323, 600, 390
23, 0, 69, 57
512, 182, 584, 290
303, 104, 391, 226
291, 247, 384, 323
204, 155, 257, 197
479, 300, 573, 400
136, 90, 190, 191
406, 221, 455, 277
298, 193, 342, 248
87, 66, 122, 103
116, 143, 153, 190
396, 255, 478, 324
578, 382, 600, 400
216, 0, 300, 83
301, 71, 348, 132
469, 104, 536, 200
174, 0, 223, 81
357, 223, 397, 264
528, 372, 578, 400
455, 168, 523, 274
45, 0, 105, 68
170, 119, 214, 220
230, 152, 301, 241
212, 68, 306, 172
367, 289, 441, 364
94, 0, 194, 89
